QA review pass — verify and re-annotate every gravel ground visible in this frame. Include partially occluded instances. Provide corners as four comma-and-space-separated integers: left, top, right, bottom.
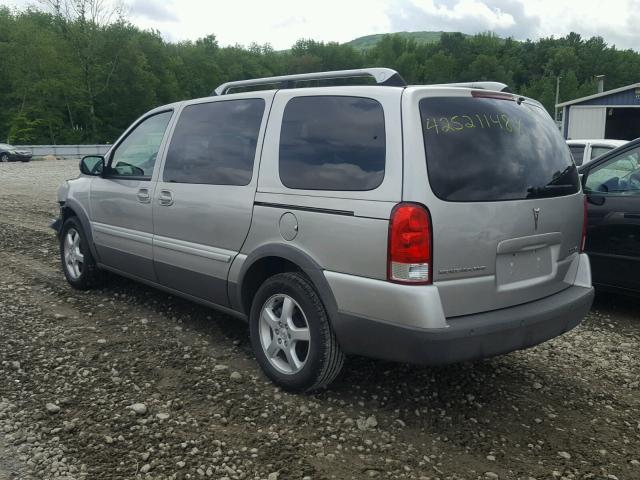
0, 160, 639, 480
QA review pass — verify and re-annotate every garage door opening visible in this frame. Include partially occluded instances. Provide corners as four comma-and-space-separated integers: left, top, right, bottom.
605, 108, 640, 140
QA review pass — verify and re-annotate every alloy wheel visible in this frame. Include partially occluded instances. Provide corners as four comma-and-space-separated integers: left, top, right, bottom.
258, 294, 311, 375
63, 228, 85, 280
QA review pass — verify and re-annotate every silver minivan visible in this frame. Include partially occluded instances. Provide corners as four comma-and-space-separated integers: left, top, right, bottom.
52, 68, 594, 391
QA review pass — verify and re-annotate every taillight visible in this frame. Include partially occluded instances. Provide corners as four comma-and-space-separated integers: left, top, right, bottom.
388, 203, 432, 285
580, 195, 588, 253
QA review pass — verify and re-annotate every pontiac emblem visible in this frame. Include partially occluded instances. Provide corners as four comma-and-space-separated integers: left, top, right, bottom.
532, 208, 540, 230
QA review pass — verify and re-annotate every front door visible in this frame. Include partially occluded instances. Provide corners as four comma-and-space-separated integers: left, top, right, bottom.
152, 95, 270, 306
584, 144, 640, 292
90, 110, 174, 281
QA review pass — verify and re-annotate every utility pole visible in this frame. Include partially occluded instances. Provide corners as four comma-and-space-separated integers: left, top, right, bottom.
555, 75, 561, 122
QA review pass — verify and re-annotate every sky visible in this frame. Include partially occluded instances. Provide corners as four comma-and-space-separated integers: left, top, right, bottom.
5, 0, 640, 51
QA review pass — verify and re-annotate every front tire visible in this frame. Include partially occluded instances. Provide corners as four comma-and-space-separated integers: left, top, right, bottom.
249, 272, 345, 392
59, 217, 103, 290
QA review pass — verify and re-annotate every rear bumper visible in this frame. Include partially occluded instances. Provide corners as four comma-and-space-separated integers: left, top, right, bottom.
331, 284, 594, 365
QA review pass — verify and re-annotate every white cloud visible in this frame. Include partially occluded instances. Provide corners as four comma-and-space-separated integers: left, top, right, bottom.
122, 0, 392, 49
128, 0, 177, 22
389, 0, 536, 39
3, 0, 640, 50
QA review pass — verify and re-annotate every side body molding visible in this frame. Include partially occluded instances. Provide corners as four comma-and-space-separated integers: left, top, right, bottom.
228, 243, 339, 320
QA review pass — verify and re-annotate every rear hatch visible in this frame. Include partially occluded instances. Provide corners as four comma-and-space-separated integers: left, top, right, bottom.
404, 88, 583, 318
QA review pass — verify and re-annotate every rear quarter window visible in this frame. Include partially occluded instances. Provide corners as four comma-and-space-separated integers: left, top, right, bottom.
420, 96, 580, 202
279, 96, 386, 191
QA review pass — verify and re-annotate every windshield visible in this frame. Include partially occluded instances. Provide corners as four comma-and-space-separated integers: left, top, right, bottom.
0, 144, 15, 149
419, 96, 580, 202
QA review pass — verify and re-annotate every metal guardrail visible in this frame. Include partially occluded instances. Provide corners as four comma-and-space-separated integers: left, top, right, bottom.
14, 144, 111, 158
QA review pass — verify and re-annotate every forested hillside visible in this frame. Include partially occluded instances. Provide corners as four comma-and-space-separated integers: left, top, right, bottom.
346, 31, 459, 50
2, 5, 640, 144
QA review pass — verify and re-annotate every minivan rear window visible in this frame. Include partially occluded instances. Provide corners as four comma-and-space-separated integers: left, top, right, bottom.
419, 96, 580, 202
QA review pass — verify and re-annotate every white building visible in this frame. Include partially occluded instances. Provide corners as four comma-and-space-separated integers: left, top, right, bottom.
557, 83, 640, 140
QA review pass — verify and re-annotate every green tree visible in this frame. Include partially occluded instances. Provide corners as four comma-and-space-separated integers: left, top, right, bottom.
2, 4, 640, 143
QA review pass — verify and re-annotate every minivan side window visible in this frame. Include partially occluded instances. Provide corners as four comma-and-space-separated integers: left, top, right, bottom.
585, 147, 640, 194
163, 99, 265, 186
279, 96, 386, 191
109, 111, 173, 178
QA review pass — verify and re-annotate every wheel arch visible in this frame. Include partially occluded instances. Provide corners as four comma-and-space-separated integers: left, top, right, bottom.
59, 199, 100, 260
231, 244, 339, 322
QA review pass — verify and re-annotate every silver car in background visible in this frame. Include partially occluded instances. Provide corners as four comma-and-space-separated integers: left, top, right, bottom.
52, 68, 594, 391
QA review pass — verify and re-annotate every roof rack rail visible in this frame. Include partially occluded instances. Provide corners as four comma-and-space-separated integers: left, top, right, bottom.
440, 81, 512, 93
212, 68, 406, 96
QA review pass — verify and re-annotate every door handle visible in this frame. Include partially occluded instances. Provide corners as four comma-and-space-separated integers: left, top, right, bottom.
137, 188, 150, 204
158, 189, 174, 206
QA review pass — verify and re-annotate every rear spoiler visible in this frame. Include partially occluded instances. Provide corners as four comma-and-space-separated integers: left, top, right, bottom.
435, 82, 512, 93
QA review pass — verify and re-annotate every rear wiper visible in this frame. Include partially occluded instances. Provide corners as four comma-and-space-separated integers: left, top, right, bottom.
548, 165, 575, 184
526, 184, 575, 198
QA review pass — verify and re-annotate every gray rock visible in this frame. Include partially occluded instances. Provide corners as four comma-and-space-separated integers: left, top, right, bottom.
45, 403, 60, 414
63, 421, 76, 432
357, 415, 379, 430
130, 403, 148, 415
230, 371, 242, 381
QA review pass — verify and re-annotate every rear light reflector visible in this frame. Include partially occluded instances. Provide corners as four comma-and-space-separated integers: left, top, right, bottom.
580, 195, 587, 253
388, 203, 432, 284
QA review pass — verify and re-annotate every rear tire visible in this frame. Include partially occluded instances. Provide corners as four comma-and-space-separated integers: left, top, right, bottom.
59, 217, 103, 290
249, 272, 344, 392
0, 153, 8, 162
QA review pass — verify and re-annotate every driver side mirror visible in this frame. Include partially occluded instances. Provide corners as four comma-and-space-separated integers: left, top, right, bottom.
79, 155, 105, 176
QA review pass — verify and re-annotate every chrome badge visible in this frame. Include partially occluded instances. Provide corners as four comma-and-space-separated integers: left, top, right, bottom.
533, 207, 540, 230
